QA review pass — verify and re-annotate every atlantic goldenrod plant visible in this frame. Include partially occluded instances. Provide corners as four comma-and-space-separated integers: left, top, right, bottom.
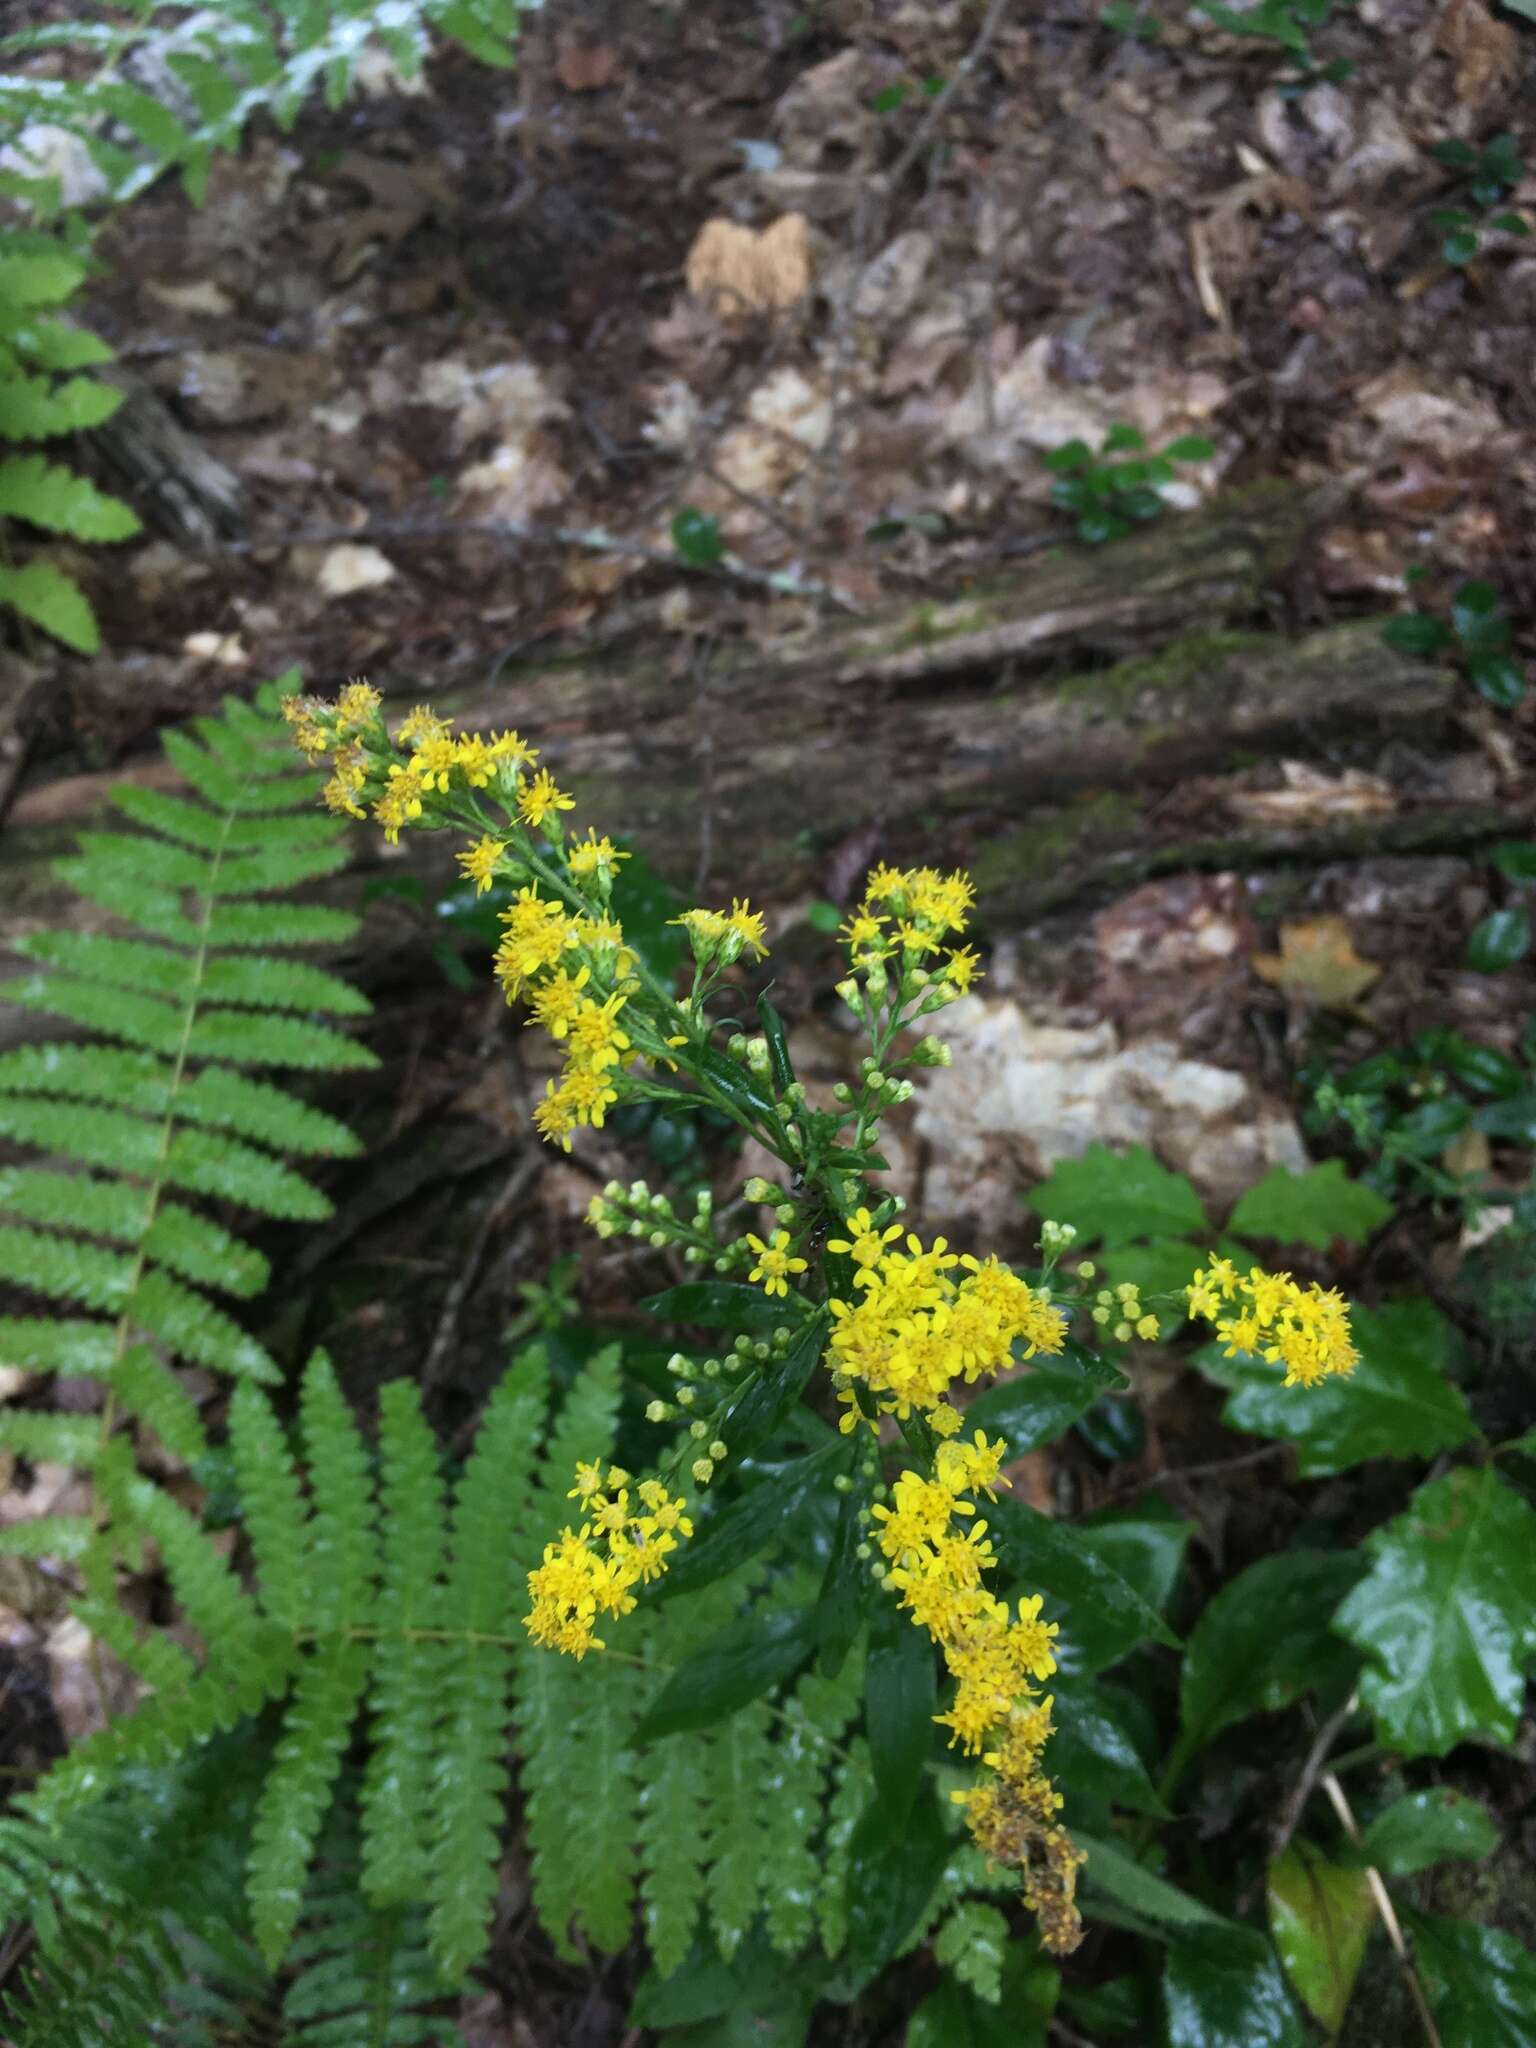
283, 682, 1363, 1965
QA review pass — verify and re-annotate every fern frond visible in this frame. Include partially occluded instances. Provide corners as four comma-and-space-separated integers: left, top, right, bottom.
0, 1315, 116, 1374
229, 1380, 309, 1631
283, 1864, 463, 2048
760, 1647, 866, 1956
361, 1380, 450, 1908
114, 1343, 209, 1464
702, 1698, 775, 1962
300, 1352, 378, 1628
816, 1737, 874, 1959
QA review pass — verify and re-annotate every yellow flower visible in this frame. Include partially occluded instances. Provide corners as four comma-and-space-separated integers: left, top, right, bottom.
944, 946, 982, 993
335, 678, 380, 732
397, 705, 451, 749
457, 836, 506, 896
529, 966, 591, 1038
1186, 1261, 1358, 1387
826, 1206, 903, 1269
374, 762, 426, 844
726, 898, 767, 959
519, 769, 576, 829
569, 831, 630, 881
745, 1229, 808, 1298
565, 993, 631, 1073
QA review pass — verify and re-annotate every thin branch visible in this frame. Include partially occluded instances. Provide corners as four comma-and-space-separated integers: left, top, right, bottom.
210, 514, 866, 613
1320, 1770, 1446, 2048
1238, 1684, 1361, 1913
877, 0, 1015, 231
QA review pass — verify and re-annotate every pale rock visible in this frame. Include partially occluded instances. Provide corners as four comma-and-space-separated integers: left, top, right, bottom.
313, 543, 397, 595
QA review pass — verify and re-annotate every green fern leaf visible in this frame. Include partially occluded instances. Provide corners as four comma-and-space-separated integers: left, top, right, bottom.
174, 1066, 360, 1159
0, 1163, 150, 1241
112, 783, 344, 856
760, 1647, 865, 1955
248, 1643, 372, 1968
114, 1344, 209, 1465
0, 1411, 99, 1466
816, 1737, 874, 1959
165, 1123, 333, 1219
933, 1900, 1011, 2003
300, 1352, 377, 1627
7, 970, 374, 1071
143, 1201, 269, 1297
702, 1698, 774, 1961
0, 1316, 116, 1376
0, 369, 121, 437
230, 1381, 308, 1631
0, 1221, 134, 1310
361, 1380, 450, 1908
202, 897, 359, 949
0, 453, 139, 539
0, 558, 99, 651
129, 1266, 279, 1382
108, 1470, 262, 1660
0, 1515, 94, 1560
74, 1533, 198, 1696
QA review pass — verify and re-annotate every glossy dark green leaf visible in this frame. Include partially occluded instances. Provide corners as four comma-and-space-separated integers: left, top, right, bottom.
1073, 1496, 1192, 1620
836, 1778, 948, 1993
1409, 1910, 1536, 2048
1045, 1671, 1165, 1817
1044, 439, 1093, 472
670, 506, 725, 567
1104, 423, 1144, 452
1442, 227, 1481, 264
1392, 1095, 1472, 1153
1380, 612, 1452, 655
1437, 1035, 1524, 1095
864, 1601, 936, 1822
635, 1604, 818, 1739
1179, 1548, 1366, 1752
1075, 1829, 1229, 1938
1266, 1843, 1374, 2035
1333, 1466, 1536, 1756
656, 1440, 844, 1600
1474, 1093, 1536, 1143
1359, 1788, 1499, 1875
756, 994, 795, 1094
964, 1351, 1126, 1455
907, 1955, 1057, 2048
1228, 1160, 1392, 1249
814, 1478, 866, 1677
1450, 579, 1506, 649
988, 1498, 1179, 1675
1469, 653, 1528, 709
694, 1043, 779, 1129
1163, 1930, 1307, 2048
640, 1281, 794, 1335
1195, 1300, 1475, 1477
1073, 1393, 1146, 1463
1466, 908, 1531, 973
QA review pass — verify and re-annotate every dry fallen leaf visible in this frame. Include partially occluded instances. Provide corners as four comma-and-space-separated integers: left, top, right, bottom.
1227, 762, 1398, 824
1434, 0, 1518, 110
684, 214, 813, 316
312, 543, 398, 596
1252, 915, 1381, 1006
557, 41, 620, 92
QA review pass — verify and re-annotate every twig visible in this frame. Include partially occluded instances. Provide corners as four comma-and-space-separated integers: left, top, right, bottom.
1320, 1770, 1446, 2048
419, 1151, 541, 1399
877, 0, 1015, 233
210, 514, 865, 613
1080, 1441, 1290, 1515
1238, 1685, 1361, 1913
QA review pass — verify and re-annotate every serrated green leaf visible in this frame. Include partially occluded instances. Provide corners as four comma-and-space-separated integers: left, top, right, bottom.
0, 1316, 116, 1376
129, 1266, 279, 1383
0, 251, 86, 307
934, 1900, 1011, 2004
1027, 1143, 1207, 1248
0, 557, 98, 650
1195, 1300, 1475, 1476
1228, 1160, 1392, 1248
112, 1343, 208, 1465
1267, 1842, 1373, 2035
0, 1223, 134, 1311
1179, 1548, 1365, 1753
1333, 1466, 1536, 1755
1359, 1788, 1499, 1875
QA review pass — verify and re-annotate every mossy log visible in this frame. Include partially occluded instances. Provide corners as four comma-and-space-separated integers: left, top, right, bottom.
1, 480, 1513, 969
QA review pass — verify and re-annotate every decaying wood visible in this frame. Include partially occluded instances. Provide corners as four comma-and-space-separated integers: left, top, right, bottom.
1, 480, 1515, 966
91, 370, 247, 547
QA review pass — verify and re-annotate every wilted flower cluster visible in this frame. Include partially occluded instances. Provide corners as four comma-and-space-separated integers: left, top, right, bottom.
825, 1220, 1068, 1433
873, 1441, 1085, 1954
1186, 1258, 1359, 1386
524, 1467, 694, 1658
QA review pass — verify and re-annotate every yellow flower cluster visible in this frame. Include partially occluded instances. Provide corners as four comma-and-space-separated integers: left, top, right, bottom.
1187, 1258, 1359, 1387
873, 1442, 1083, 1955
840, 863, 981, 991
673, 900, 768, 963
524, 1465, 694, 1658
826, 1221, 1067, 1431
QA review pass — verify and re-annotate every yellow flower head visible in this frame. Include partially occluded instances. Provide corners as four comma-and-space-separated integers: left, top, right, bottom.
335, 678, 380, 733
569, 831, 630, 882
519, 769, 576, 829
745, 1229, 808, 1299
457, 836, 506, 896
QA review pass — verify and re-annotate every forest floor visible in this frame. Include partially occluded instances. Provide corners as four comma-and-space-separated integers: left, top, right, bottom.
2, 0, 1536, 2041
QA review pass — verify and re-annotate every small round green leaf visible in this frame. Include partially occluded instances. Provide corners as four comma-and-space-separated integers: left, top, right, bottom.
1466, 907, 1531, 973
670, 505, 725, 566
1380, 612, 1452, 655
1469, 651, 1527, 708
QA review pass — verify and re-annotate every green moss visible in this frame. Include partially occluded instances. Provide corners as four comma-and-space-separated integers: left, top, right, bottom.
1051, 630, 1269, 720
970, 789, 1143, 897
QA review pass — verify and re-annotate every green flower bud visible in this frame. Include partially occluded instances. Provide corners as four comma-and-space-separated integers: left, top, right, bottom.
708, 1439, 728, 1462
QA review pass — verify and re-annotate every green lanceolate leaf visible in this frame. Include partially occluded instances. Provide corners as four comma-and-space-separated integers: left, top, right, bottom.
836, 1777, 949, 1996
1359, 1788, 1499, 1875
1267, 1843, 1374, 2035
1227, 1160, 1392, 1249
864, 1601, 936, 1823
1027, 1142, 1208, 1248
1045, 1670, 1165, 1818
657, 1440, 844, 1601
964, 1350, 1128, 1454
640, 1280, 801, 1335
1195, 1299, 1475, 1476
1163, 1929, 1307, 2048
989, 1497, 1179, 1674
1178, 1548, 1365, 1755
636, 1605, 819, 1740
1333, 1465, 1536, 1755
718, 1314, 827, 1458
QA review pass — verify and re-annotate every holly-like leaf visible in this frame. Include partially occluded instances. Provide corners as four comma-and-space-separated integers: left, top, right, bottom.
1195, 1299, 1475, 1477
1026, 1143, 1207, 1250
1267, 1843, 1374, 2036
1333, 1466, 1536, 1756
1178, 1549, 1365, 1753
1409, 1912, 1536, 2048
1227, 1160, 1392, 1250
1359, 1788, 1499, 1875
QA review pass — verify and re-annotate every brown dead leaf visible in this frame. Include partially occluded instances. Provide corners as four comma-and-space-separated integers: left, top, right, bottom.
1252, 915, 1381, 1006
1434, 0, 1518, 110
556, 41, 619, 93
684, 214, 813, 316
